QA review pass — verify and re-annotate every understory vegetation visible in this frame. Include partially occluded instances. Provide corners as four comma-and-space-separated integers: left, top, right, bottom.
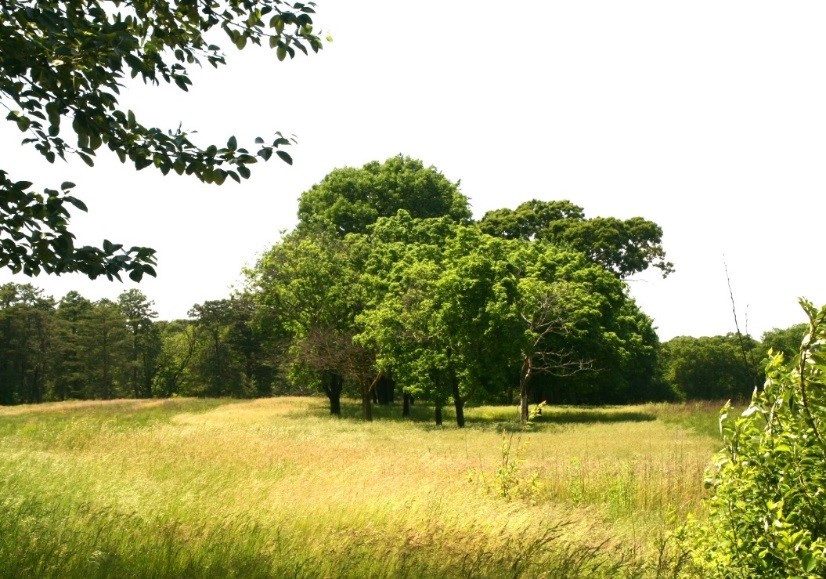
0, 398, 721, 578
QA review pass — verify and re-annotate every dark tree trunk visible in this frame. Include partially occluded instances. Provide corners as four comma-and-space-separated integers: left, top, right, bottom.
375, 375, 395, 405
520, 357, 531, 424
322, 373, 343, 416
450, 373, 465, 428
434, 403, 443, 426
402, 392, 411, 417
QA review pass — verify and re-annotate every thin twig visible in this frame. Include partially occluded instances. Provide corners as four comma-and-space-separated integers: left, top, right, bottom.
724, 256, 758, 388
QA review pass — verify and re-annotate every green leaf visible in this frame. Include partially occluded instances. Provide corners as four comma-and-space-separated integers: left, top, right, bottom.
276, 150, 293, 165
135, 157, 152, 170
64, 196, 88, 212
16, 115, 31, 132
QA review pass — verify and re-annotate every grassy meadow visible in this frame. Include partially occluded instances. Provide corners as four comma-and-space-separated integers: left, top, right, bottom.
0, 397, 726, 577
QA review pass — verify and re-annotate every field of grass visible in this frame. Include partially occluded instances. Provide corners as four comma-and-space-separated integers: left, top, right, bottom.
0, 397, 726, 577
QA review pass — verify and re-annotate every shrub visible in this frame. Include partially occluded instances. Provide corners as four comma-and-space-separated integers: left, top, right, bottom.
685, 299, 826, 577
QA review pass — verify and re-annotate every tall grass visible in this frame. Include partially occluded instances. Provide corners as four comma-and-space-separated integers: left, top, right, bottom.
0, 397, 723, 577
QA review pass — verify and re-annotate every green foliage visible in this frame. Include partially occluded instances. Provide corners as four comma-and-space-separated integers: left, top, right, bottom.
246, 229, 370, 413
187, 296, 270, 398
118, 289, 160, 398
759, 323, 808, 363
297, 155, 472, 235
685, 300, 826, 578
660, 334, 760, 400
469, 432, 542, 502
0, 174, 157, 280
358, 215, 523, 423
479, 199, 673, 278
0, 283, 55, 404
356, 215, 661, 423
1, 0, 324, 279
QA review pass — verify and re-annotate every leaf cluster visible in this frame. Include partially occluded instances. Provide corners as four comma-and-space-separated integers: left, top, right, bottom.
0, 172, 155, 280
2, 0, 324, 279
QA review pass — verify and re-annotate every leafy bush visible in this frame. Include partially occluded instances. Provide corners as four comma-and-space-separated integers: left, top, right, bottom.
685, 299, 826, 577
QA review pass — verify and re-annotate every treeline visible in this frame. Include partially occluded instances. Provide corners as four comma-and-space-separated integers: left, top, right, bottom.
0, 284, 270, 404
0, 156, 803, 421
659, 324, 807, 400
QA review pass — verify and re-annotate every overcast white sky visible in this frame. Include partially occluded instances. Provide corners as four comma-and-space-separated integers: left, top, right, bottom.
2, 0, 825, 341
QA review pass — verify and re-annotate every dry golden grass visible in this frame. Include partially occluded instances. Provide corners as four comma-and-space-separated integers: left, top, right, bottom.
0, 396, 722, 577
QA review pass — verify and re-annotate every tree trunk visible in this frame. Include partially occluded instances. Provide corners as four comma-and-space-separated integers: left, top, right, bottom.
402, 392, 411, 417
520, 356, 532, 424
434, 403, 443, 426
450, 373, 465, 428
322, 373, 343, 416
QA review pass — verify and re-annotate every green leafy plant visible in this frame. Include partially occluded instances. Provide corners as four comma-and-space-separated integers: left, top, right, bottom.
684, 299, 826, 578
470, 432, 541, 502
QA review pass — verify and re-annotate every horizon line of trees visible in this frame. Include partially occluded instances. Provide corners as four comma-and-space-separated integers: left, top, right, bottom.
0, 279, 803, 410
0, 156, 803, 423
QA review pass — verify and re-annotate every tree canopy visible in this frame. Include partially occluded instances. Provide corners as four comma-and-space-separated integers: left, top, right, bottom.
296, 155, 472, 235
479, 199, 674, 278
1, 0, 324, 280
659, 334, 760, 400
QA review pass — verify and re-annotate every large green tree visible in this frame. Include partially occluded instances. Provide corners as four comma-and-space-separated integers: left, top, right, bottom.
118, 289, 160, 398
247, 228, 371, 416
77, 298, 130, 399
357, 214, 660, 424
1, 0, 324, 279
0, 283, 56, 404
357, 214, 513, 427
53, 290, 94, 400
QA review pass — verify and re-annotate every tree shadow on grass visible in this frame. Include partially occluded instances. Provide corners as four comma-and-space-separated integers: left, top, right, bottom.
532, 408, 657, 425
293, 398, 440, 424
290, 397, 656, 429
